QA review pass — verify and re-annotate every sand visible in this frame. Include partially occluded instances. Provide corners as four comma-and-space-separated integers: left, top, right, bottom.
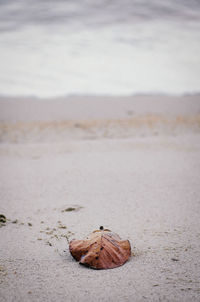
0, 95, 200, 301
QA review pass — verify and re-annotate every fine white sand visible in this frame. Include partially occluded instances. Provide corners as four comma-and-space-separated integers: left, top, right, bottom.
0, 95, 200, 302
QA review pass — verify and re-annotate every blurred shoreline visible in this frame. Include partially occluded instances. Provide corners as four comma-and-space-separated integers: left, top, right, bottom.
1, 1, 200, 97
0, 94, 200, 143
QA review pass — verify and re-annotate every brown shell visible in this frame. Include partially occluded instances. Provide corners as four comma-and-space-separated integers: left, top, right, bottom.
69, 229, 131, 269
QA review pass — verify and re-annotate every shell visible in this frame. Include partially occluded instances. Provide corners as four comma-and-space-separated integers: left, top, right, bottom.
69, 228, 131, 269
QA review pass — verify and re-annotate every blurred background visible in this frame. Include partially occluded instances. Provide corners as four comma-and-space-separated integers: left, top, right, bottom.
0, 0, 200, 98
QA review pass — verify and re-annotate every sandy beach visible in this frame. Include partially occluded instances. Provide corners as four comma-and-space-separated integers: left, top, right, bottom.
0, 95, 200, 301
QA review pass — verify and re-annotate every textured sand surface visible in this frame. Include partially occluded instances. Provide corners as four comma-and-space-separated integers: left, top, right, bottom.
0, 96, 200, 301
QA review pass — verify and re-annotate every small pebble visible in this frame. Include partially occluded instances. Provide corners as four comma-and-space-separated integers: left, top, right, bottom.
0, 214, 6, 223
12, 219, 18, 224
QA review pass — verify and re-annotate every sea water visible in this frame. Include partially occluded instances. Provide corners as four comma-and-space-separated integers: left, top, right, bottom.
0, 0, 200, 97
